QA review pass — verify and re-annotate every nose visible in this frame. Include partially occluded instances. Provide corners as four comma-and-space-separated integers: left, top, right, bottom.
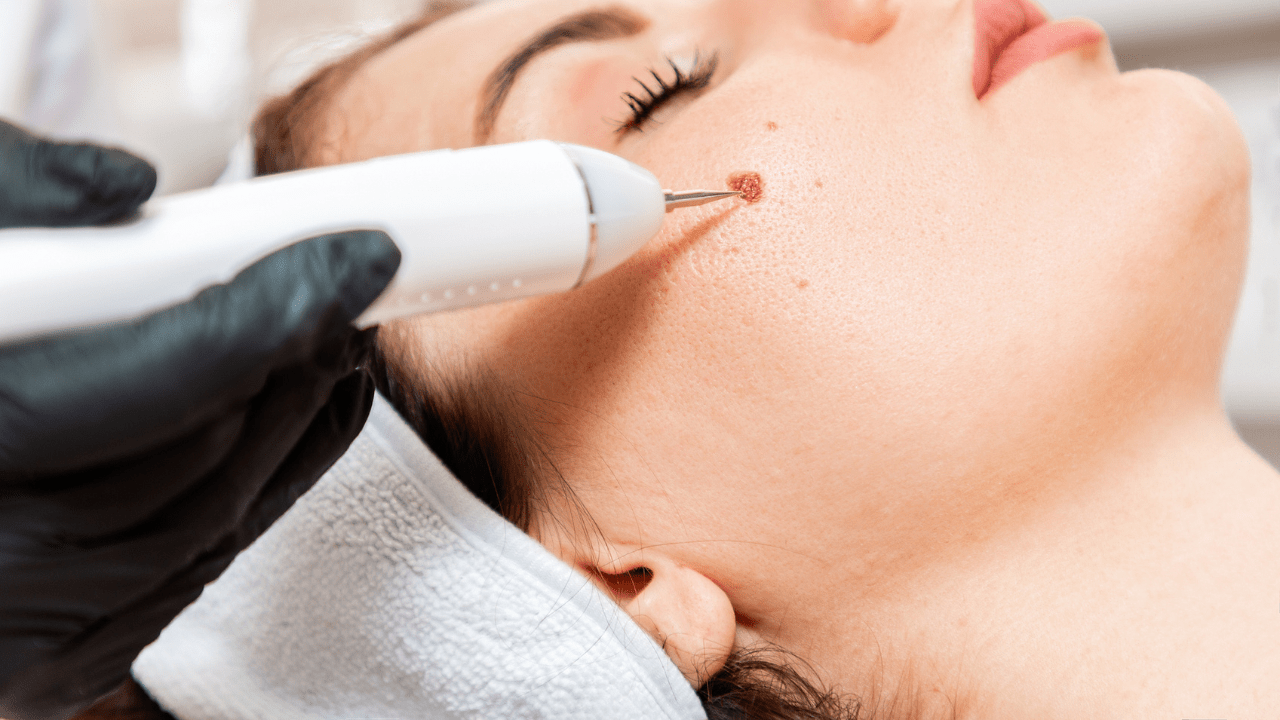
711, 0, 971, 103
709, 0, 902, 55
812, 0, 901, 44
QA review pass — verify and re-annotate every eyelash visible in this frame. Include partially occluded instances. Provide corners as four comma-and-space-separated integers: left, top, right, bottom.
616, 52, 720, 135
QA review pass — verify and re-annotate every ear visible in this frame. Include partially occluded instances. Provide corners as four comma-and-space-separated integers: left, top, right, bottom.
592, 550, 736, 686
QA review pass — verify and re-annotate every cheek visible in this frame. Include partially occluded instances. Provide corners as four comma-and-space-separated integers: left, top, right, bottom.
592, 63, 1248, 458
457, 53, 1251, 535
579, 77, 1007, 462
616, 66, 985, 349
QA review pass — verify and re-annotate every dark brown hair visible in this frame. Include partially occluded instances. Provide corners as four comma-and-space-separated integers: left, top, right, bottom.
253, 1, 467, 175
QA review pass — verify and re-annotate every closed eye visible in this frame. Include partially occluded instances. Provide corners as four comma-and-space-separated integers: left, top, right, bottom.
616, 52, 719, 135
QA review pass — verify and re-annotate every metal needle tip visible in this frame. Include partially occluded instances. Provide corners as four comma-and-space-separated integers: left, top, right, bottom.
663, 189, 742, 212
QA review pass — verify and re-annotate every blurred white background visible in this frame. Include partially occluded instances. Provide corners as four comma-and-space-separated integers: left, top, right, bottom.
2, 0, 1279, 460
0, 0, 430, 193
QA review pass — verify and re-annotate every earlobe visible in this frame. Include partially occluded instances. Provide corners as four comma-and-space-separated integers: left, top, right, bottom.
609, 554, 736, 687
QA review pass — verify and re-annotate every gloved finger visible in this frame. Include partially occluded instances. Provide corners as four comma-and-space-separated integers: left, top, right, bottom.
0, 328, 377, 537
0, 230, 400, 479
0, 554, 203, 720
228, 367, 376, 548
0, 119, 157, 229
2, 522, 239, 720
0, 412, 248, 538
0, 370, 377, 720
0, 366, 376, 720
0, 368, 325, 712
1, 341, 367, 614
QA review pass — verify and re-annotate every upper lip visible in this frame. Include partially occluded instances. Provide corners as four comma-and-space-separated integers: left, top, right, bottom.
972, 0, 1049, 98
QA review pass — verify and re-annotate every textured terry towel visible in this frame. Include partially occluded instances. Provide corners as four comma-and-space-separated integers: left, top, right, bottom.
132, 394, 706, 720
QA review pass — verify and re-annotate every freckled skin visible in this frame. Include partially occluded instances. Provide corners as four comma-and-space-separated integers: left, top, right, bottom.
727, 171, 764, 203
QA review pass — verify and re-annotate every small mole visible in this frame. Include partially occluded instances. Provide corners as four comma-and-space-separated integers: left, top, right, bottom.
766, 121, 779, 131
815, 179, 824, 189
727, 171, 764, 204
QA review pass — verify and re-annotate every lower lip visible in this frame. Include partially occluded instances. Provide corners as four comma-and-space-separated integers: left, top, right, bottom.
983, 20, 1105, 99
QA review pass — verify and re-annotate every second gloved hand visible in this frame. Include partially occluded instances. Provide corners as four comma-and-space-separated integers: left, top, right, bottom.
0, 121, 403, 720
0, 231, 401, 720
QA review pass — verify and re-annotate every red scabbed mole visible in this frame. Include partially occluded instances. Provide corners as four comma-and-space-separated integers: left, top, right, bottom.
727, 171, 764, 204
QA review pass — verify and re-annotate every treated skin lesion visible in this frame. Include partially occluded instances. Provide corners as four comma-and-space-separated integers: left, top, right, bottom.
728, 171, 765, 203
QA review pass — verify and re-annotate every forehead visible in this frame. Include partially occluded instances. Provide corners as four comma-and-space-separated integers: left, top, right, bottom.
327, 0, 655, 161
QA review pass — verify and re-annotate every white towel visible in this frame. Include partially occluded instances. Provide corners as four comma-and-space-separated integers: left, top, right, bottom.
132, 394, 706, 720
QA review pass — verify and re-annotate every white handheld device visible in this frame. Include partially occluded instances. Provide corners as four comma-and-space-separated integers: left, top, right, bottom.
0, 140, 669, 343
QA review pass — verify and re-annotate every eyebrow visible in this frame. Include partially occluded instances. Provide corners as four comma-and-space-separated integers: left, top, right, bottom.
474, 5, 650, 144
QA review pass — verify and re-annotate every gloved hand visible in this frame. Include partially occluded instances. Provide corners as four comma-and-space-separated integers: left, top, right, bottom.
0, 120, 402, 720
0, 120, 156, 227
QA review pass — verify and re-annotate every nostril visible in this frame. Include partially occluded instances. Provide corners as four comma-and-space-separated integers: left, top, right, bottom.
818, 0, 901, 44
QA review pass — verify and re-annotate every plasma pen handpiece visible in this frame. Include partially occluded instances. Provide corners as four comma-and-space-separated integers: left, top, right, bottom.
0, 140, 740, 343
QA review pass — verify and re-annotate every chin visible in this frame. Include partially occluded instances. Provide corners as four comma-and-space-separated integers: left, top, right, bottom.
1120, 67, 1251, 202
1101, 67, 1252, 394
1097, 68, 1249, 264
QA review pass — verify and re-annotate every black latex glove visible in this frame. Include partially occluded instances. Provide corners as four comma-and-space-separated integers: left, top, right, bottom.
0, 120, 157, 228
0, 120, 402, 720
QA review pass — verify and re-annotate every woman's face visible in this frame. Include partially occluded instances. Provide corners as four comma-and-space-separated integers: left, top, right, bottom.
324, 0, 1250, 691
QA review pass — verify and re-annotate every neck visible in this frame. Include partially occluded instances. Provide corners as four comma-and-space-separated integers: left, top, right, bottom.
808, 408, 1280, 718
